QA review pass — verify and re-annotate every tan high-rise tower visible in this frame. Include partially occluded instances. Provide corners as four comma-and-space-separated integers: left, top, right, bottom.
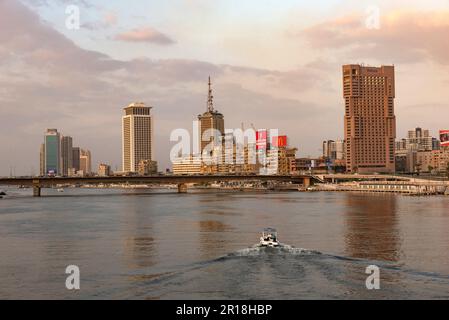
198, 77, 224, 156
343, 64, 396, 173
122, 102, 154, 172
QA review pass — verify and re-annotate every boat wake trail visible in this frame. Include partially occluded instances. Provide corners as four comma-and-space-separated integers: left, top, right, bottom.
120, 244, 449, 300
229, 243, 321, 257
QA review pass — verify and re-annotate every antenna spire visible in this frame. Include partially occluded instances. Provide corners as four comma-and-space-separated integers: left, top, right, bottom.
207, 76, 214, 112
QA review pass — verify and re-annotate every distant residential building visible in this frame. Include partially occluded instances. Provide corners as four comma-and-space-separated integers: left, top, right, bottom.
396, 128, 435, 152
323, 140, 345, 161
266, 147, 297, 175
44, 129, 61, 175
68, 168, 78, 177
431, 149, 449, 173
395, 149, 417, 173
295, 158, 322, 172
198, 77, 224, 156
137, 160, 158, 176
122, 102, 154, 172
79, 149, 92, 175
266, 136, 297, 175
395, 128, 442, 173
397, 149, 449, 174
432, 138, 441, 151
201, 133, 236, 174
173, 155, 202, 175
98, 163, 112, 177
343, 64, 396, 173
61, 136, 73, 176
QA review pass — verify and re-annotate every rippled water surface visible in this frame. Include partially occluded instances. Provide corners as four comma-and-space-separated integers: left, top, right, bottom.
0, 187, 448, 299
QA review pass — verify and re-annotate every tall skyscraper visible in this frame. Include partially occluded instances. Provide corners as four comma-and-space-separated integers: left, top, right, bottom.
61, 136, 73, 176
122, 102, 154, 172
79, 149, 92, 175
44, 129, 61, 175
198, 77, 224, 156
343, 64, 396, 173
72, 147, 80, 171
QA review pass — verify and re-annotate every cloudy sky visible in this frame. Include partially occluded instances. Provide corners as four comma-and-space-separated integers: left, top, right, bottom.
1, 0, 449, 176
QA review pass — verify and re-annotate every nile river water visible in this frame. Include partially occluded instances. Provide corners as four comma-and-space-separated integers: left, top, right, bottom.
0, 187, 448, 299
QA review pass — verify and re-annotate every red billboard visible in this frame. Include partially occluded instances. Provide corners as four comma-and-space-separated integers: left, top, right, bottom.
272, 135, 288, 148
440, 130, 449, 147
256, 130, 267, 150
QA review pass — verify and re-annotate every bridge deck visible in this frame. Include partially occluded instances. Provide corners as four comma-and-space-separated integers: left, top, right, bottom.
0, 175, 311, 187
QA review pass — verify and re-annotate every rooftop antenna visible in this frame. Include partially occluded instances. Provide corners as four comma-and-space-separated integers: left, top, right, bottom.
207, 76, 214, 112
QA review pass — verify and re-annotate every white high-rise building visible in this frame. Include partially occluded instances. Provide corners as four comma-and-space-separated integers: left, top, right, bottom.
122, 102, 154, 172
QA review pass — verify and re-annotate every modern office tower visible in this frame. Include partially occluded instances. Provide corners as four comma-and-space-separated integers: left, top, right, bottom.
198, 77, 224, 156
61, 136, 73, 176
343, 64, 396, 173
39, 143, 45, 176
122, 102, 154, 172
72, 147, 80, 171
79, 149, 92, 175
44, 129, 61, 175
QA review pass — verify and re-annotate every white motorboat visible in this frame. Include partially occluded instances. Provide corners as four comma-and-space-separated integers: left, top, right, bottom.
259, 228, 280, 247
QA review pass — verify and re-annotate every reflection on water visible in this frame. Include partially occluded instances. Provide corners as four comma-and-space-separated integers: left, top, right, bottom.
0, 188, 448, 299
122, 197, 157, 269
344, 193, 400, 262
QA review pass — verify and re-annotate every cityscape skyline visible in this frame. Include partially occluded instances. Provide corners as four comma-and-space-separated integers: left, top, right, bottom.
1, 0, 449, 176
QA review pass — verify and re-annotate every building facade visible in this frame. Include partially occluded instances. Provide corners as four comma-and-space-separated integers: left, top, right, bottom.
343, 64, 396, 173
323, 140, 345, 161
396, 127, 435, 152
72, 147, 80, 172
395, 127, 442, 173
39, 143, 45, 176
122, 102, 154, 172
79, 149, 92, 176
198, 77, 224, 156
61, 136, 73, 176
98, 163, 112, 177
44, 129, 61, 175
172, 155, 203, 175
137, 160, 158, 176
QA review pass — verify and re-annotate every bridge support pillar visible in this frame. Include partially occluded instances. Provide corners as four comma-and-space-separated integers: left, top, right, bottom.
303, 177, 311, 188
33, 185, 41, 197
178, 183, 188, 194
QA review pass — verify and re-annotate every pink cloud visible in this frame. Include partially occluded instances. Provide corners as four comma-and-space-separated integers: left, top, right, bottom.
115, 27, 175, 45
301, 11, 449, 65
104, 12, 118, 26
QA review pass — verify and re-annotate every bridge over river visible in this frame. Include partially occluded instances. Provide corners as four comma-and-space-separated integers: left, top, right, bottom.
0, 175, 316, 197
